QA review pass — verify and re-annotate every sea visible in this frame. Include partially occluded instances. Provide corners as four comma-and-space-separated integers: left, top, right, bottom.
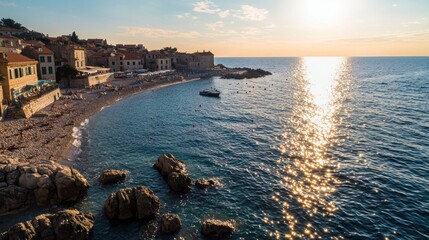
3, 57, 429, 239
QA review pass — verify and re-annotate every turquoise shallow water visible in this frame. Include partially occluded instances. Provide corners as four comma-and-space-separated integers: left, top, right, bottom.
1, 57, 429, 239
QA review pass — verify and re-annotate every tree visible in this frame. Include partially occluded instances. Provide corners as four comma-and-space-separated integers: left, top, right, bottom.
56, 64, 78, 88
161, 47, 178, 55
70, 31, 79, 43
0, 18, 27, 30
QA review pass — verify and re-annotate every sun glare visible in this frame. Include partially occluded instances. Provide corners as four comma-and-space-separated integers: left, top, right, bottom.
299, 0, 345, 28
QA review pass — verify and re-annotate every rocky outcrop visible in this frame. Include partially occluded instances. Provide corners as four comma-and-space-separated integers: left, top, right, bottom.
195, 178, 222, 189
99, 170, 127, 184
201, 219, 236, 238
0, 209, 94, 240
104, 186, 160, 220
161, 213, 181, 234
0, 155, 89, 215
153, 154, 191, 193
153, 154, 187, 177
221, 67, 272, 80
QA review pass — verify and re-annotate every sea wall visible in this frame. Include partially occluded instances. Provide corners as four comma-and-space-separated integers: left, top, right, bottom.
70, 73, 113, 88
21, 88, 61, 118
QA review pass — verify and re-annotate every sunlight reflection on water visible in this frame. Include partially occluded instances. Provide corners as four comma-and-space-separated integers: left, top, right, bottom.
272, 57, 352, 239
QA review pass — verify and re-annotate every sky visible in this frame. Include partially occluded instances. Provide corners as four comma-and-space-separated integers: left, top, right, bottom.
1, 0, 429, 57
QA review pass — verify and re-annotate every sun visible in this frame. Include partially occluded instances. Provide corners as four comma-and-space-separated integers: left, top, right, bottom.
299, 0, 345, 29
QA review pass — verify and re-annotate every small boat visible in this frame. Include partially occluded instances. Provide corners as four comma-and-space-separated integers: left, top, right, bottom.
199, 88, 221, 97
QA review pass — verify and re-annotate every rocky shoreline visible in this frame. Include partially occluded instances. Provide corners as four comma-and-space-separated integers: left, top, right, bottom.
0, 67, 270, 237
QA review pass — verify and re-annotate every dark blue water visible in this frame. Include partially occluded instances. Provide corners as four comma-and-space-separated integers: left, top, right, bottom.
4, 57, 428, 239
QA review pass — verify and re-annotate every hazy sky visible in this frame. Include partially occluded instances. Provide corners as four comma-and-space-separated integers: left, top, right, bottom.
1, 0, 429, 56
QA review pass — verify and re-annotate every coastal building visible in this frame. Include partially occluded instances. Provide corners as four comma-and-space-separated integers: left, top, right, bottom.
0, 52, 38, 102
145, 50, 175, 71
175, 51, 214, 71
193, 51, 214, 70
0, 52, 60, 118
155, 58, 172, 71
21, 45, 56, 80
0, 35, 25, 53
87, 38, 107, 47
108, 51, 144, 72
0, 26, 25, 36
86, 50, 110, 67
51, 44, 86, 69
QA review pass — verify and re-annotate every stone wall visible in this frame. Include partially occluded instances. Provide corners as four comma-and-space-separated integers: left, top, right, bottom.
70, 73, 113, 88
21, 88, 61, 118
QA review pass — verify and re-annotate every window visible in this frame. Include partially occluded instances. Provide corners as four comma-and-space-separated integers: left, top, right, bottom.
42, 67, 47, 74
120, 62, 123, 65
138, 61, 141, 65
19, 68, 24, 77
161, 60, 163, 64
127, 62, 130, 65
14, 69, 19, 78
26, 67, 29, 75
112, 61, 115, 65
166, 60, 169, 64
48, 67, 53, 74
161, 66, 163, 70
47, 56, 52, 62
28, 67, 32, 75
133, 62, 135, 65
9, 69, 13, 79
40, 56, 45, 62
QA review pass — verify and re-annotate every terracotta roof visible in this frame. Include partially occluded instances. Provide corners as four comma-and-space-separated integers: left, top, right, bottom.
35, 45, 53, 55
119, 51, 141, 60
1, 52, 37, 63
25, 40, 45, 46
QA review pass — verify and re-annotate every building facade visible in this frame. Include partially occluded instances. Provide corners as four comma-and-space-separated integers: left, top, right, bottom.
108, 51, 143, 72
0, 52, 38, 102
21, 45, 56, 80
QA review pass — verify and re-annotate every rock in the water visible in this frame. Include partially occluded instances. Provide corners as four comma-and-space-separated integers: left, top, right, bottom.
153, 154, 187, 177
0, 156, 90, 215
154, 154, 192, 193
0, 209, 94, 240
51, 209, 95, 240
167, 172, 191, 193
195, 178, 222, 189
99, 170, 127, 184
201, 219, 236, 238
161, 213, 182, 233
5, 221, 36, 240
55, 168, 89, 203
104, 186, 160, 220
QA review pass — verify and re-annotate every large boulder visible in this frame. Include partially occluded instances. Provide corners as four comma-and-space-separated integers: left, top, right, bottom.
0, 185, 30, 214
153, 154, 192, 193
161, 213, 182, 234
153, 154, 187, 177
54, 168, 89, 203
5, 221, 36, 240
167, 172, 191, 193
0, 156, 90, 215
99, 170, 127, 184
201, 219, 236, 238
51, 210, 95, 240
0, 209, 94, 240
19, 173, 42, 190
104, 186, 160, 220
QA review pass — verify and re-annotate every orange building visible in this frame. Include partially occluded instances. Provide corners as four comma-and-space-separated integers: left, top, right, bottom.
0, 52, 38, 102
